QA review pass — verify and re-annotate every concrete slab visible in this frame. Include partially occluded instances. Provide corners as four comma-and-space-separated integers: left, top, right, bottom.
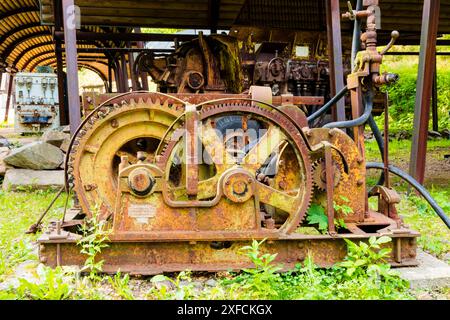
397, 250, 450, 290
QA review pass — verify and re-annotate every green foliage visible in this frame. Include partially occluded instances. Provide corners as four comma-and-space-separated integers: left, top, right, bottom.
374, 63, 450, 133
15, 265, 73, 300
147, 271, 196, 300
77, 206, 111, 281
306, 204, 329, 232
306, 197, 354, 233
107, 271, 134, 300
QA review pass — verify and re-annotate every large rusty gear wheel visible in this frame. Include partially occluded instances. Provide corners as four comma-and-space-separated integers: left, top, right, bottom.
158, 102, 313, 234
312, 158, 343, 191
67, 92, 185, 217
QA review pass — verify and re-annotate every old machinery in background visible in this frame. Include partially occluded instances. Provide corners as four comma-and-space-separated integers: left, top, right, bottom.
14, 68, 59, 134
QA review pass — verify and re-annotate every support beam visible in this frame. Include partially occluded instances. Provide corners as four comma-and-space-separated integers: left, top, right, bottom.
431, 58, 438, 132
62, 0, 81, 135
325, 0, 346, 122
4, 73, 14, 123
54, 31, 196, 42
55, 39, 68, 125
409, 0, 440, 184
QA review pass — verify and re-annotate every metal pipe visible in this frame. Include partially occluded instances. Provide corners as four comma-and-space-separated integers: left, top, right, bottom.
323, 90, 373, 129
351, 0, 363, 70
307, 85, 348, 124
367, 114, 385, 188
366, 162, 450, 229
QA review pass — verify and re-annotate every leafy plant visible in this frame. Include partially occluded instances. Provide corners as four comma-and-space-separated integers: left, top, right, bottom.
77, 205, 111, 281
15, 265, 73, 300
107, 270, 134, 300
147, 271, 196, 300
306, 198, 354, 233
339, 236, 393, 277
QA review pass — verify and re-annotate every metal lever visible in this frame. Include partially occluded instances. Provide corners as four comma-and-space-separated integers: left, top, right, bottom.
380, 30, 400, 55
346, 1, 356, 20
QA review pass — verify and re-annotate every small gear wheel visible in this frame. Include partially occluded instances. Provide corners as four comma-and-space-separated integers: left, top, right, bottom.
312, 159, 343, 191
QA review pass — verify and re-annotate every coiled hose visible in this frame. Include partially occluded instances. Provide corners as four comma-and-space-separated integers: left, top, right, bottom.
366, 162, 450, 229
367, 114, 385, 188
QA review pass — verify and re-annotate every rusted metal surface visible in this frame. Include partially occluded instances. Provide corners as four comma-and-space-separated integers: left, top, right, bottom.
39, 229, 418, 274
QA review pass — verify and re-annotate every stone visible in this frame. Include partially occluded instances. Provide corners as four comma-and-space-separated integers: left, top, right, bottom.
41, 130, 70, 148
2, 169, 64, 191
3, 141, 64, 170
0, 147, 11, 176
0, 135, 10, 148
60, 137, 70, 153
397, 250, 450, 290
205, 279, 217, 287
153, 279, 175, 290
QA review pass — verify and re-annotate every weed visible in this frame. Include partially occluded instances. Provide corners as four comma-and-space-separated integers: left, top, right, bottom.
77, 205, 111, 281
14, 264, 74, 300
107, 271, 134, 300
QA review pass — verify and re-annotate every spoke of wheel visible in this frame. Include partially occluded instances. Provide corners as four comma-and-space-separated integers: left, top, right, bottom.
171, 176, 219, 200
241, 125, 287, 173
256, 181, 298, 213
201, 120, 236, 173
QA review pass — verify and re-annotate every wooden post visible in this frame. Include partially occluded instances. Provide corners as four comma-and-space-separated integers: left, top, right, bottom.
326, 0, 346, 122
409, 0, 440, 184
62, 0, 81, 135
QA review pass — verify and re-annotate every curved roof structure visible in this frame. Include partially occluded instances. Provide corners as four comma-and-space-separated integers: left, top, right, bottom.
0, 0, 129, 75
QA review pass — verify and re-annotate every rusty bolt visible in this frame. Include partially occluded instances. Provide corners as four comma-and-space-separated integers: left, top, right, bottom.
357, 157, 364, 164
328, 129, 335, 137
278, 181, 287, 190
303, 128, 312, 137
297, 242, 304, 249
265, 218, 275, 229
357, 179, 364, 186
110, 119, 119, 128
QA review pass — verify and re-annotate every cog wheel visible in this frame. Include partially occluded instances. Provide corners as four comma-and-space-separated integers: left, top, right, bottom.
67, 92, 185, 217
312, 158, 343, 191
158, 101, 314, 234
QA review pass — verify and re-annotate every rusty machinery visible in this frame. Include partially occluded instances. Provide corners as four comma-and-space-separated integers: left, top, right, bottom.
36, 2, 426, 274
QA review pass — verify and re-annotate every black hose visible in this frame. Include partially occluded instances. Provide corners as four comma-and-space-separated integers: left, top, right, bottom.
307, 85, 349, 124
366, 162, 450, 229
324, 90, 374, 129
367, 114, 385, 188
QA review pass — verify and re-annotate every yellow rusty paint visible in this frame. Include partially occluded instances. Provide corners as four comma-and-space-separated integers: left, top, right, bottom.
74, 99, 183, 217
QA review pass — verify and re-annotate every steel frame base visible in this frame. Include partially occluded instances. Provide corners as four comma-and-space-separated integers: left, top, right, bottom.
38, 231, 419, 275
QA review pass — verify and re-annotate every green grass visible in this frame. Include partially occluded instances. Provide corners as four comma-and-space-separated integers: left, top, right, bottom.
0, 190, 70, 281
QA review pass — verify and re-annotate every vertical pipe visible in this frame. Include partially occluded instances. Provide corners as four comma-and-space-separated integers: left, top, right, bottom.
431, 58, 439, 132
128, 43, 138, 91
351, 0, 363, 70
4, 73, 14, 123
107, 59, 113, 93
120, 54, 129, 92
134, 27, 149, 91
409, 0, 440, 184
62, 0, 81, 136
54, 0, 67, 125
326, 0, 346, 122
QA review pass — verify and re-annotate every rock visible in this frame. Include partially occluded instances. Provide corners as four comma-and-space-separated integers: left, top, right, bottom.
3, 141, 64, 170
0, 135, 10, 148
416, 292, 434, 300
153, 279, 175, 290
0, 147, 12, 176
2, 169, 64, 191
443, 253, 450, 262
41, 130, 70, 148
205, 279, 217, 287
60, 137, 70, 153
